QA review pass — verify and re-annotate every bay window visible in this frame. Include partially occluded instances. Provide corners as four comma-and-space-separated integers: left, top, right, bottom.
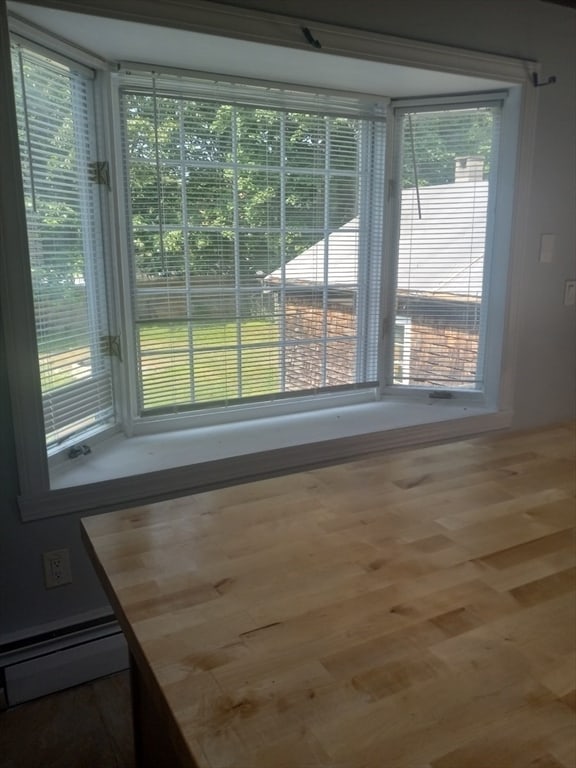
1, 2, 533, 517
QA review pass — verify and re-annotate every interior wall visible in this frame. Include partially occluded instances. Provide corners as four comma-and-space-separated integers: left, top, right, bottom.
0, 316, 110, 643
1, 0, 574, 644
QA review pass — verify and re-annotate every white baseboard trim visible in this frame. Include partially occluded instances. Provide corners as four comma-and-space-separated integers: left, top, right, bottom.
2, 621, 128, 707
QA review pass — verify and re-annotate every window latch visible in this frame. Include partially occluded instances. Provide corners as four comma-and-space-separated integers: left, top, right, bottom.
88, 160, 111, 190
100, 334, 122, 361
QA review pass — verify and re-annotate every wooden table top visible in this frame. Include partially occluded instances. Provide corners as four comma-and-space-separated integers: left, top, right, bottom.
82, 423, 576, 768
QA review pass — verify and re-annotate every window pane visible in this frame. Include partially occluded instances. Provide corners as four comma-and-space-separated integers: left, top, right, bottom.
11, 44, 114, 447
393, 105, 499, 390
122, 81, 384, 415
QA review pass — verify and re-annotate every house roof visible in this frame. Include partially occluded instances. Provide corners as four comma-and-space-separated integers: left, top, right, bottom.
265, 180, 488, 298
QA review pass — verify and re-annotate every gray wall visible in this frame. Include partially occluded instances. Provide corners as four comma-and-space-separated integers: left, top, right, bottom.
1, 0, 574, 643
0, 317, 109, 642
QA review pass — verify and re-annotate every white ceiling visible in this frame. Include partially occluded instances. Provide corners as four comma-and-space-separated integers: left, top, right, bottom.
8, 2, 509, 98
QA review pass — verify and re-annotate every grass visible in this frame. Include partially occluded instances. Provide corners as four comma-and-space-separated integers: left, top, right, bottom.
40, 319, 281, 409
39, 350, 91, 391
139, 319, 280, 409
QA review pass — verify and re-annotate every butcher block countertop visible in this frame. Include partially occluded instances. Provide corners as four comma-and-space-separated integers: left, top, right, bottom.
82, 422, 576, 768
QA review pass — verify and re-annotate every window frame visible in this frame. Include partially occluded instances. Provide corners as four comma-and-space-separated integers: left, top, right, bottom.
0, 1, 538, 519
380, 94, 510, 401
10, 40, 118, 450
393, 316, 412, 385
115, 73, 387, 427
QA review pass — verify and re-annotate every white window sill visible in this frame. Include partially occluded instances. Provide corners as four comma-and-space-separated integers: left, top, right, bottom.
19, 398, 512, 521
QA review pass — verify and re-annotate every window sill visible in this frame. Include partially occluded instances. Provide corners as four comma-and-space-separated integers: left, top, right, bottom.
19, 398, 512, 521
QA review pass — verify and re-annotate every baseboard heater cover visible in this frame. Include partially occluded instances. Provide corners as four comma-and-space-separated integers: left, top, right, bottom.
3, 626, 129, 707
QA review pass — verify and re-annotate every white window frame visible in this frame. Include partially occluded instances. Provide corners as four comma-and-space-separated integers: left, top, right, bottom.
380, 94, 512, 403
21, 42, 113, 447
393, 316, 412, 385
0, 0, 538, 520
112, 71, 386, 433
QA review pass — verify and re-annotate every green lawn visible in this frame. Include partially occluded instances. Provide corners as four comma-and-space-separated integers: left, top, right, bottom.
39, 349, 92, 391
139, 319, 280, 409
40, 319, 281, 410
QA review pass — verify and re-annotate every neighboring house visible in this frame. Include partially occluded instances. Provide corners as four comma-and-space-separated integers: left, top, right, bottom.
265, 158, 489, 390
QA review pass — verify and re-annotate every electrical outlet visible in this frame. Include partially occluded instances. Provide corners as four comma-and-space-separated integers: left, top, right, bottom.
43, 549, 72, 589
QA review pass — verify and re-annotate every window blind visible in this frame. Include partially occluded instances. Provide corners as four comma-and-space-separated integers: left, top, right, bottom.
393, 104, 500, 389
120, 66, 388, 121
120, 73, 385, 415
11, 43, 114, 447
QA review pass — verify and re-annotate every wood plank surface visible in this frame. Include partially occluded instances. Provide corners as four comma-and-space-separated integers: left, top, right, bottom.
82, 423, 576, 768
0, 672, 134, 768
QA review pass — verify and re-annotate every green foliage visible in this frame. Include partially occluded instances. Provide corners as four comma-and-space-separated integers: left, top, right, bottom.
124, 93, 360, 281
14, 53, 499, 411
12, 50, 87, 292
402, 107, 495, 188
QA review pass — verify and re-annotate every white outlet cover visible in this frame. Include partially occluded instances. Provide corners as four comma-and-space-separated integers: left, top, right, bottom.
43, 549, 72, 588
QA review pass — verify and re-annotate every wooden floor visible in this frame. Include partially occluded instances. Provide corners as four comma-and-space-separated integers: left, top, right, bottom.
81, 421, 576, 768
0, 672, 134, 768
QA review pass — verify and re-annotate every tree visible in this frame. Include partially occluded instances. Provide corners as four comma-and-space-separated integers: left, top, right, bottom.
123, 93, 360, 283
12, 47, 96, 350
401, 107, 495, 189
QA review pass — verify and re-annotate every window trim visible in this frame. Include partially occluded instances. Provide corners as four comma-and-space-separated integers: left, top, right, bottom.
8, 0, 535, 85
0, 2, 539, 519
27, 402, 512, 521
393, 316, 412, 385
10, 35, 120, 456
0, 7, 50, 493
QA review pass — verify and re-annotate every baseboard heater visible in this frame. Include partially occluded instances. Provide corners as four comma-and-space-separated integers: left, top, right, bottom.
0, 617, 129, 707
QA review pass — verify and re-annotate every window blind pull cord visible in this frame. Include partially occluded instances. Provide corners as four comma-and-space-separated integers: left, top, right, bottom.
17, 47, 37, 213
407, 113, 422, 220
151, 73, 167, 273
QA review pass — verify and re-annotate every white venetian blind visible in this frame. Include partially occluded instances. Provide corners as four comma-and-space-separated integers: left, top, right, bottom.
393, 104, 500, 390
11, 42, 114, 448
120, 71, 385, 415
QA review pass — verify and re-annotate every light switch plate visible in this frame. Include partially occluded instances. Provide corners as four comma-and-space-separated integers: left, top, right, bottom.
539, 233, 555, 263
